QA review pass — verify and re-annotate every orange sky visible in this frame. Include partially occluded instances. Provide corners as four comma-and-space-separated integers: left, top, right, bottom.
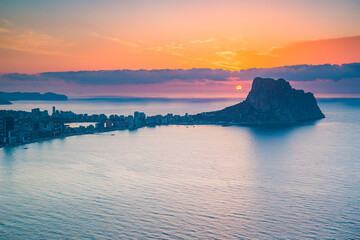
0, 0, 359, 74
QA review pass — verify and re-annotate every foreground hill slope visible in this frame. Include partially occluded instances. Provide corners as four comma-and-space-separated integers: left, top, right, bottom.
193, 77, 325, 124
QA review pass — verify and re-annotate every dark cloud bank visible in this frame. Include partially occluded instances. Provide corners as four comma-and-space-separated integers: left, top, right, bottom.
1, 63, 359, 85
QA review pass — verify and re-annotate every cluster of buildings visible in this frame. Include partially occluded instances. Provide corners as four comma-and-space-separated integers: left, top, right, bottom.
0, 106, 194, 148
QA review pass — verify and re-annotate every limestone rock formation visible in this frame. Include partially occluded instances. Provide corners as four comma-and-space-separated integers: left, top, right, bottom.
194, 77, 325, 124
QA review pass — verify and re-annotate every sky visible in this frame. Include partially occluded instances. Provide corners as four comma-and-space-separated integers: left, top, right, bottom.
0, 0, 359, 97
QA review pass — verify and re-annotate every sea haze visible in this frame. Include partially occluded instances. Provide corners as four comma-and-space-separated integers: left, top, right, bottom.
0, 98, 359, 239
0, 97, 242, 116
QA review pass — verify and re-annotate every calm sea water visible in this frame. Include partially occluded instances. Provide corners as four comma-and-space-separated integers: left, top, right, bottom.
1, 99, 359, 239
0, 98, 241, 116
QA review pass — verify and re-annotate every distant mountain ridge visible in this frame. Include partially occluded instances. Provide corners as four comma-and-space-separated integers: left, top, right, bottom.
0, 99, 11, 105
0, 92, 68, 104
193, 77, 325, 124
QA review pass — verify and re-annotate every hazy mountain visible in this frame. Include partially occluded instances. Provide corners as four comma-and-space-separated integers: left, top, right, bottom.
0, 92, 68, 104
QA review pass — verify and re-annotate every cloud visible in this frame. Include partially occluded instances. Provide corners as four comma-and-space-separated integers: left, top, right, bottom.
189, 38, 217, 44
222, 36, 360, 70
92, 32, 140, 49
237, 63, 360, 82
1, 63, 359, 86
189, 37, 244, 45
144, 42, 184, 56
104, 36, 140, 48
0, 21, 71, 55
0, 68, 233, 85
0, 27, 10, 33
93, 32, 184, 56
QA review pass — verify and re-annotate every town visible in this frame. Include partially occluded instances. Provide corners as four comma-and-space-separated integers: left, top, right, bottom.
0, 107, 194, 148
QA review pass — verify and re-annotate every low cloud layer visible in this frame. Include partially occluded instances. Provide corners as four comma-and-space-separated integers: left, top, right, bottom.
1, 63, 360, 86
237, 63, 360, 82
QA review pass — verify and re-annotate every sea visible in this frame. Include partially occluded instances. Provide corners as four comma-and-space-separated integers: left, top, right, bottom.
0, 98, 359, 239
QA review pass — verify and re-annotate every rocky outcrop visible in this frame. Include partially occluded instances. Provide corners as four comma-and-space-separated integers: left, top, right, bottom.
193, 77, 325, 124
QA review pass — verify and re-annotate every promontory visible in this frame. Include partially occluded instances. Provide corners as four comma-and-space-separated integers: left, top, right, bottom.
193, 77, 325, 124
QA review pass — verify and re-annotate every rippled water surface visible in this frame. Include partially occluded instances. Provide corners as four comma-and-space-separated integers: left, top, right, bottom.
1, 99, 359, 239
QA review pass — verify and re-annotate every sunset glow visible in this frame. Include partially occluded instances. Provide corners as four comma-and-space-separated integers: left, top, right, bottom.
1, 2, 360, 239
0, 0, 359, 74
0, 0, 359, 97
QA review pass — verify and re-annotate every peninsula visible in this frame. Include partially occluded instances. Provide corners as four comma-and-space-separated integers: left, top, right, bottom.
193, 77, 325, 124
0, 91, 68, 104
0, 77, 324, 148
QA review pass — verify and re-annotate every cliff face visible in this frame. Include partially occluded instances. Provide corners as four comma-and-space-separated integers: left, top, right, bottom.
194, 77, 325, 124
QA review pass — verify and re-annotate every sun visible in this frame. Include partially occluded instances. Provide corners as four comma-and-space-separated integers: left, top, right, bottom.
236, 85, 242, 90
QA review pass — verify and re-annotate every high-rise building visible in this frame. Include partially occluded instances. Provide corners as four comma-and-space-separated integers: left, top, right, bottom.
4, 117, 14, 137
128, 115, 134, 129
31, 108, 41, 117
134, 111, 146, 128
4, 117, 15, 143
33, 122, 40, 131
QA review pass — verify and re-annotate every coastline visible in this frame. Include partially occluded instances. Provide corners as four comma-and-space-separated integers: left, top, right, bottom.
1, 78, 327, 149
0, 126, 125, 149
0, 119, 324, 149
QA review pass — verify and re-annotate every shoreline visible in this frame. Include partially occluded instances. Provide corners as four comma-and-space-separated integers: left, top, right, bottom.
0, 119, 323, 149
0, 126, 126, 149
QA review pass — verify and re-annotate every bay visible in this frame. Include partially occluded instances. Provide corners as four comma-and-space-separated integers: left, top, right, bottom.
0, 98, 359, 239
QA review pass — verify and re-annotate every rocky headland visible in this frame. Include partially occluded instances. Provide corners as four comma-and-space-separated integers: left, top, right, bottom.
193, 77, 325, 124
